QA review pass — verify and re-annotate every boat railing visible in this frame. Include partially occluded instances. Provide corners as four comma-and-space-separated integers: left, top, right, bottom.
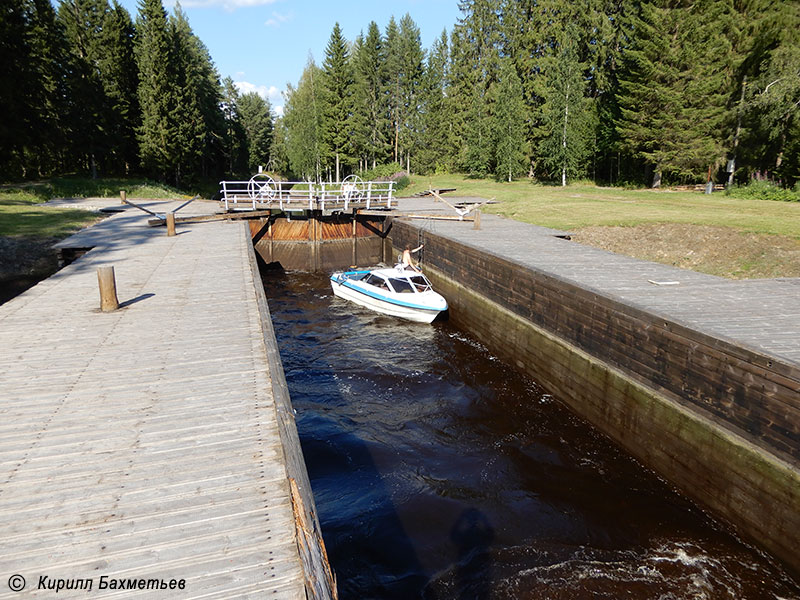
219, 175, 395, 212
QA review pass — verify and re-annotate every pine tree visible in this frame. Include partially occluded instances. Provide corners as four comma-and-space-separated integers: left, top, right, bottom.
321, 22, 353, 181
238, 91, 274, 174
135, 0, 173, 180
493, 58, 528, 182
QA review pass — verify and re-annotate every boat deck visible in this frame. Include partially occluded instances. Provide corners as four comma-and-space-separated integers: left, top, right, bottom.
0, 201, 310, 598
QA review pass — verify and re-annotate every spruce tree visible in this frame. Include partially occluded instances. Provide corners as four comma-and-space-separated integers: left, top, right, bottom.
745, 1, 800, 182
0, 0, 35, 176
384, 17, 402, 164
454, 0, 502, 175
351, 21, 389, 169
220, 77, 246, 175
493, 58, 528, 182
617, 0, 734, 186
321, 22, 353, 181
169, 6, 224, 183
238, 91, 274, 174
135, 0, 173, 180
58, 0, 112, 178
98, 1, 139, 174
416, 29, 450, 173
538, 26, 592, 186
24, 0, 72, 176
169, 5, 206, 185
396, 14, 424, 172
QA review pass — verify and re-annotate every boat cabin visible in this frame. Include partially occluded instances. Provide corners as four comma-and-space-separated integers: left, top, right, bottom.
360, 271, 433, 294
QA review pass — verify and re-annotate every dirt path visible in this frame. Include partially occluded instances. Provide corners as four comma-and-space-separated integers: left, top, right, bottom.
571, 223, 800, 279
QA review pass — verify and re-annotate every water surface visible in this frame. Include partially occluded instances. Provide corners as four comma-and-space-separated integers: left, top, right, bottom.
263, 270, 799, 600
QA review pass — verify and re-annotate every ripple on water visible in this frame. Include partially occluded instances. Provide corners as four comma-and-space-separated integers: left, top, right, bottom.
264, 270, 800, 600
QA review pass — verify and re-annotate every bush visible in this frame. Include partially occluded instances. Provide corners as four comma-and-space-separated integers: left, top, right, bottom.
394, 175, 411, 191
363, 162, 405, 181
726, 180, 800, 202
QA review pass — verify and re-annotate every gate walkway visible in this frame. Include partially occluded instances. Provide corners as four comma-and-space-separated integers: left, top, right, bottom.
0, 201, 312, 599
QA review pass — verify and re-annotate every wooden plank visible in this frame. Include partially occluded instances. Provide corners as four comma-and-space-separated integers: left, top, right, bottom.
0, 214, 322, 599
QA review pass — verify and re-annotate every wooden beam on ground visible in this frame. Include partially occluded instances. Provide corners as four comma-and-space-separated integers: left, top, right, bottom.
172, 195, 199, 213
147, 209, 276, 227
122, 198, 165, 219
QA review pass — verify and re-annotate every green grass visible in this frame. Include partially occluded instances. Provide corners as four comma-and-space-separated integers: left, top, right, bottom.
404, 174, 800, 239
0, 176, 190, 239
0, 175, 188, 203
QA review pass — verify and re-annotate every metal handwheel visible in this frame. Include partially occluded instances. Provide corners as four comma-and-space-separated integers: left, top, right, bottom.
341, 174, 365, 202
248, 173, 275, 201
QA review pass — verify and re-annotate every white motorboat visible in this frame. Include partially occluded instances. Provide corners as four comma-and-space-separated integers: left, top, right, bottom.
329, 266, 448, 323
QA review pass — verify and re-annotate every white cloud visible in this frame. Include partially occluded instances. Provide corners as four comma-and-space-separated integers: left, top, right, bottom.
180, 0, 278, 10
234, 81, 284, 116
264, 10, 292, 27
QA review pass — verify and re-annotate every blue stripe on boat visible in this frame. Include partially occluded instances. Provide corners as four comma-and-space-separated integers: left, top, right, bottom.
334, 279, 441, 312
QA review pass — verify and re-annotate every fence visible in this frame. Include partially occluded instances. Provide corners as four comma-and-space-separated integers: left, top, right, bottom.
220, 175, 396, 212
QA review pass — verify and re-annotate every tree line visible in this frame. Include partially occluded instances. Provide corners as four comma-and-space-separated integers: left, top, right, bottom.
2, 0, 798, 188
0, 0, 272, 185
280, 0, 800, 187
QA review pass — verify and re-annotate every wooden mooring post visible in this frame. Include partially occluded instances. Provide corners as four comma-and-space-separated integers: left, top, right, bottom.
473, 210, 481, 230
120, 190, 126, 204
97, 266, 119, 312
166, 212, 176, 236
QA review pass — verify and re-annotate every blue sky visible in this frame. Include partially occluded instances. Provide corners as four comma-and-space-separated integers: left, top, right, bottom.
114, 0, 463, 115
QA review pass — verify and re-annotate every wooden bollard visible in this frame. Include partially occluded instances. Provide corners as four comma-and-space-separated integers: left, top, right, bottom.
473, 209, 481, 230
120, 190, 127, 204
166, 212, 176, 236
97, 266, 119, 312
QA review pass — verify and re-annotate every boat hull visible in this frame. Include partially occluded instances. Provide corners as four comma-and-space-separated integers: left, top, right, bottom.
330, 277, 445, 323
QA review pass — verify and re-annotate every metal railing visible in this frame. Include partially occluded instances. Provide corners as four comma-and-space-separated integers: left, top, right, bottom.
219, 174, 395, 212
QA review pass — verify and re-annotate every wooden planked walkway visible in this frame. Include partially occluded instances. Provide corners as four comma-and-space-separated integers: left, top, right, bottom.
395, 196, 800, 365
0, 202, 309, 598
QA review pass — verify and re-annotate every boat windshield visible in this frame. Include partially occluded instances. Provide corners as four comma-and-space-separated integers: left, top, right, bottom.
409, 275, 431, 292
388, 278, 415, 293
364, 273, 390, 290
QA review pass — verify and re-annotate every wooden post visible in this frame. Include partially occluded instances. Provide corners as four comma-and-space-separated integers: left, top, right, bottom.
352, 216, 357, 266
166, 212, 176, 236
120, 190, 127, 204
97, 266, 119, 312
473, 210, 481, 230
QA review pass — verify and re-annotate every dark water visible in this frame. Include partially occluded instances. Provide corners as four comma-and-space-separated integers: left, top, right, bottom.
263, 271, 799, 600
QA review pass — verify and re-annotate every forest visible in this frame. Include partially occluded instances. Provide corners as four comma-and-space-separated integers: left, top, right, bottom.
1, 0, 798, 189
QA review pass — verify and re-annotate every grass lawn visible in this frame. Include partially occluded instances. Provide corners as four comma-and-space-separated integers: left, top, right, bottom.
0, 176, 187, 238
404, 174, 800, 238
404, 174, 800, 278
